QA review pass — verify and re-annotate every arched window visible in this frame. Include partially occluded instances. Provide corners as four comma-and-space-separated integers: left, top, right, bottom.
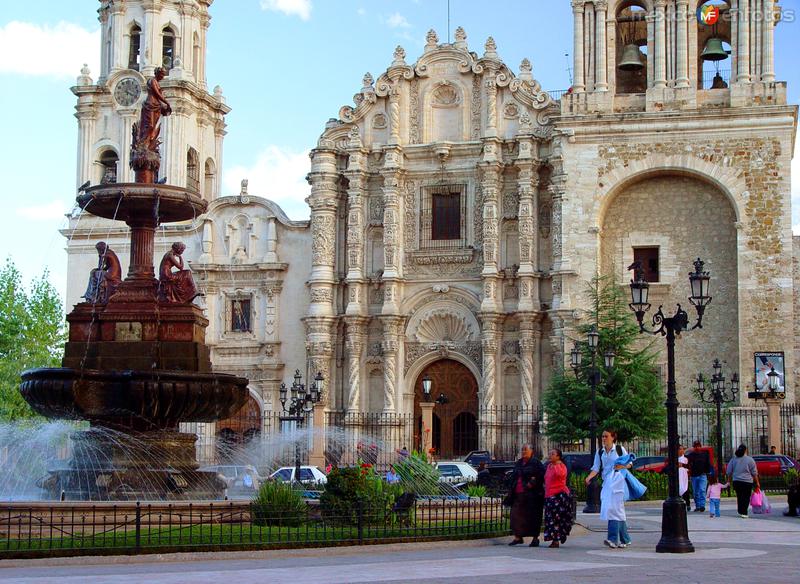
186, 148, 200, 192
697, 2, 731, 89
615, 3, 648, 94
162, 26, 176, 71
192, 32, 201, 78
98, 149, 119, 184
128, 24, 141, 71
204, 158, 216, 200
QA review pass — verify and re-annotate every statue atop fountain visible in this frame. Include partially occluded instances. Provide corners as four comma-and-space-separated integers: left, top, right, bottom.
131, 66, 172, 184
20, 70, 248, 501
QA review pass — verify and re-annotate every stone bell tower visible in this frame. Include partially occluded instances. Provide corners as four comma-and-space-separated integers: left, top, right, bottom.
72, 0, 230, 200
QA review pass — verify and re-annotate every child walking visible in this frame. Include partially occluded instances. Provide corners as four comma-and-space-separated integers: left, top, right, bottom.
706, 474, 729, 518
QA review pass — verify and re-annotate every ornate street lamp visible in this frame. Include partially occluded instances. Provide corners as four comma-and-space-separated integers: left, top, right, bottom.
628, 258, 712, 554
422, 375, 433, 401
279, 369, 324, 484
570, 325, 612, 514
696, 359, 739, 480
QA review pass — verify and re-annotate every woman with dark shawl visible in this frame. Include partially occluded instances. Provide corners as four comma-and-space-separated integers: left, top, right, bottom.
159, 242, 199, 303
506, 444, 545, 547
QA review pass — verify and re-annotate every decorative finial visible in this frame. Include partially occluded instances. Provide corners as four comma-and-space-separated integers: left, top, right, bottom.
425, 29, 439, 50
77, 63, 92, 86
362, 72, 374, 89
240, 179, 249, 197
484, 36, 498, 58
454, 26, 467, 47
520, 58, 532, 73
392, 45, 406, 65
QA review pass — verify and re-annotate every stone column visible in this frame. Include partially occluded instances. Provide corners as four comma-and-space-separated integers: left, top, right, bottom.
595, 0, 608, 92
762, 0, 775, 82
480, 147, 503, 314
485, 68, 498, 137
572, 1, 586, 92
345, 317, 367, 413
308, 401, 327, 468
515, 139, 539, 313
199, 11, 211, 87
519, 316, 536, 410
380, 150, 404, 316
654, 0, 667, 89
344, 128, 368, 316
264, 217, 278, 263
120, 112, 136, 183
420, 402, 435, 462
585, 3, 595, 91
738, 0, 751, 83
480, 315, 502, 410
75, 104, 97, 188
765, 397, 783, 454
110, 2, 125, 71
549, 174, 566, 273
307, 147, 339, 318
675, 0, 690, 88
381, 316, 403, 413
141, 5, 159, 76
304, 319, 336, 408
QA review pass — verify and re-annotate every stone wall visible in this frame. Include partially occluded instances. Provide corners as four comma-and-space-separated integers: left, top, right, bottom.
600, 174, 739, 405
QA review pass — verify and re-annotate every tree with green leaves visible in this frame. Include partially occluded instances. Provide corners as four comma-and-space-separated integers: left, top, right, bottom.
0, 260, 65, 420
543, 275, 666, 444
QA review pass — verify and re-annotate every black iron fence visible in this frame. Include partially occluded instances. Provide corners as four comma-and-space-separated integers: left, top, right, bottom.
781, 403, 800, 458
0, 498, 507, 559
180, 403, 794, 472
478, 405, 790, 462
325, 412, 414, 473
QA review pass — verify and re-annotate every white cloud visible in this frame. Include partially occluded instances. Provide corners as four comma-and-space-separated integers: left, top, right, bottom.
386, 12, 411, 28
0, 21, 99, 79
223, 146, 311, 220
357, 8, 367, 17
16, 200, 70, 221
260, 0, 312, 21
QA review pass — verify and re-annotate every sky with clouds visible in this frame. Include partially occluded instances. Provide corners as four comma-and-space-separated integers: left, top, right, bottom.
0, 0, 798, 302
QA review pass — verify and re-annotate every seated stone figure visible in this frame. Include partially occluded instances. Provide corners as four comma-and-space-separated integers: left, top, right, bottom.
83, 242, 122, 303
158, 242, 199, 303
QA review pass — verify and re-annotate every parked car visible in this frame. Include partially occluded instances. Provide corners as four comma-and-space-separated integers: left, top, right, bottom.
199, 464, 263, 494
463, 450, 515, 476
561, 452, 593, 475
753, 455, 800, 476
632, 456, 667, 473
435, 461, 478, 485
268, 465, 328, 485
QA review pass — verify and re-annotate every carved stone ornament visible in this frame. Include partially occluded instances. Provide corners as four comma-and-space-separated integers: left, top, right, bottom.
432, 83, 459, 106
311, 214, 336, 266
372, 113, 387, 129
414, 312, 474, 343
503, 102, 520, 119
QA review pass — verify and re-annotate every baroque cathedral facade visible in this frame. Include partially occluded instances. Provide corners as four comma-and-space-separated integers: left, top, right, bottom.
65, 0, 796, 457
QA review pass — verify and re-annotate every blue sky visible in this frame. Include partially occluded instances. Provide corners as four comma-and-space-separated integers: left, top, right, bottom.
0, 0, 798, 302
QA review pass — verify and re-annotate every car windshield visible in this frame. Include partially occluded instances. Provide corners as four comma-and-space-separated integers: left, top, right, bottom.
299, 468, 314, 481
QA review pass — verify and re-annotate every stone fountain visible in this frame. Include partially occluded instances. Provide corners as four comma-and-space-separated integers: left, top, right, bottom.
19, 68, 248, 500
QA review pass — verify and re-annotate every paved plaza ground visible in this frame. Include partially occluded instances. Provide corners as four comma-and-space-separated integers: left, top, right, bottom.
1, 498, 799, 583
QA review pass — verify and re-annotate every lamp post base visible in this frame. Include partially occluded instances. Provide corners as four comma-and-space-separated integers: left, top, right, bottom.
582, 479, 601, 514
656, 497, 694, 553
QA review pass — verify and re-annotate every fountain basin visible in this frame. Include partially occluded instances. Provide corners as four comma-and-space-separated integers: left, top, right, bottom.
21, 368, 249, 430
77, 183, 207, 223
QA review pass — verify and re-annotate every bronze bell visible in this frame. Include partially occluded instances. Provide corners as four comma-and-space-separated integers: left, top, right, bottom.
618, 43, 645, 71
701, 37, 728, 62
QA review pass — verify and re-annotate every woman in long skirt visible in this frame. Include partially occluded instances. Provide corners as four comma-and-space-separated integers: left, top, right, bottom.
507, 444, 545, 547
543, 448, 573, 548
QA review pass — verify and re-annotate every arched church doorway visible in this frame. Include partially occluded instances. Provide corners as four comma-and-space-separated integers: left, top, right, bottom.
216, 393, 262, 459
414, 359, 478, 458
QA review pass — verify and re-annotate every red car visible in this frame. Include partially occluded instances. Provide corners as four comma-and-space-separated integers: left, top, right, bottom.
752, 455, 800, 477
